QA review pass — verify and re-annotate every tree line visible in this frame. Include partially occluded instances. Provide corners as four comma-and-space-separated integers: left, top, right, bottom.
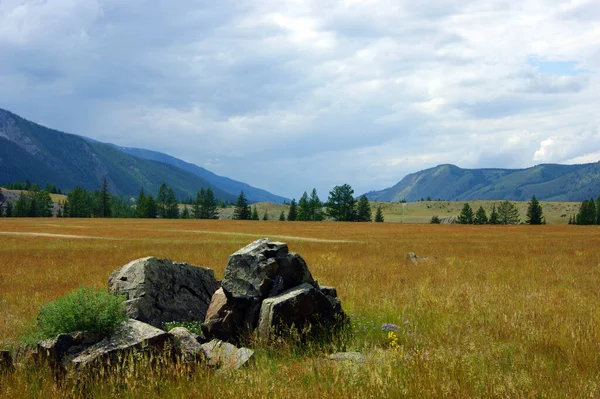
231, 184, 384, 222
571, 196, 600, 225
433, 196, 545, 225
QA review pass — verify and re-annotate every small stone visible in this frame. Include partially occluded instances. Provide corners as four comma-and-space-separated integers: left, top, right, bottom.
168, 327, 205, 363
201, 339, 254, 370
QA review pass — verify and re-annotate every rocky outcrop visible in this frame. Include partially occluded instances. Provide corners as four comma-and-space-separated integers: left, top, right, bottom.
37, 331, 104, 369
201, 339, 254, 370
71, 320, 173, 368
108, 257, 219, 329
204, 238, 344, 342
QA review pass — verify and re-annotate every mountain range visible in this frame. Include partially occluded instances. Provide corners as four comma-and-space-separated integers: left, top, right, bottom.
0, 108, 286, 203
365, 163, 600, 202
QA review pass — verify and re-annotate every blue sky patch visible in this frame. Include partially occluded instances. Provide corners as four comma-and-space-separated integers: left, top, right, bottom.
528, 57, 585, 76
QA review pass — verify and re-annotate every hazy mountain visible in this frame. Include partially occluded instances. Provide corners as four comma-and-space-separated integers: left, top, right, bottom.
0, 108, 237, 201
115, 146, 288, 203
365, 163, 600, 202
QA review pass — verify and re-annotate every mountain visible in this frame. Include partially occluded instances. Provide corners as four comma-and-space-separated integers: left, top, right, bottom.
365, 163, 600, 202
115, 146, 288, 203
0, 108, 238, 201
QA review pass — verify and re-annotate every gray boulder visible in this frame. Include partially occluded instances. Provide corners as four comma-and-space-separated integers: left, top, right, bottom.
202, 288, 259, 343
108, 257, 219, 329
257, 283, 338, 340
201, 339, 254, 370
168, 327, 205, 363
37, 331, 104, 368
72, 319, 173, 368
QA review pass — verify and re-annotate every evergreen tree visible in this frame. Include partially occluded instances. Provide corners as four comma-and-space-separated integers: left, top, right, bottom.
65, 187, 91, 218
251, 206, 259, 220
596, 195, 600, 225
297, 192, 310, 221
136, 188, 147, 218
202, 188, 219, 219
181, 205, 190, 219
233, 191, 251, 220
193, 189, 204, 219
99, 177, 111, 218
374, 206, 384, 222
326, 184, 357, 221
262, 210, 269, 221
576, 198, 596, 225
287, 199, 297, 221
430, 215, 441, 224
165, 188, 179, 219
0, 187, 4, 207
489, 205, 499, 225
157, 183, 168, 218
308, 189, 324, 221
356, 195, 372, 222
457, 203, 474, 224
279, 211, 285, 221
526, 195, 544, 225
5, 200, 13, 217
473, 206, 488, 225
135, 188, 157, 218
145, 196, 158, 219
497, 200, 520, 225
34, 190, 53, 217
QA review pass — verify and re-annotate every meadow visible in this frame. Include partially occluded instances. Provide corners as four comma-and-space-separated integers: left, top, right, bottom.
1, 218, 599, 398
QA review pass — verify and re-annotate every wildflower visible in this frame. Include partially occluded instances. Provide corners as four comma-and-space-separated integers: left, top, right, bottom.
381, 323, 400, 332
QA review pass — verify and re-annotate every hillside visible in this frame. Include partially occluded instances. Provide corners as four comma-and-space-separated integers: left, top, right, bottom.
116, 146, 288, 203
365, 163, 600, 202
0, 108, 239, 201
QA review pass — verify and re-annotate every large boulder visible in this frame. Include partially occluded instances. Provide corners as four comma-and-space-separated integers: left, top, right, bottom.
168, 327, 205, 363
37, 331, 104, 369
202, 288, 259, 343
257, 283, 340, 340
108, 257, 219, 329
72, 319, 173, 368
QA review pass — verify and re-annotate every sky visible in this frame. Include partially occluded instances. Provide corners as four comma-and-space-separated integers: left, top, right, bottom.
0, 0, 599, 199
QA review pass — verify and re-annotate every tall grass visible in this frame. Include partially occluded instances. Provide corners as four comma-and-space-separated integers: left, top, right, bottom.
1, 218, 599, 397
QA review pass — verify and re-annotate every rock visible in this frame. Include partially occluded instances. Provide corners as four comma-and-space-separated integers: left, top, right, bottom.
72, 319, 173, 368
37, 331, 104, 368
257, 283, 337, 340
319, 285, 337, 298
201, 339, 254, 370
278, 252, 316, 292
202, 288, 259, 343
108, 257, 219, 329
222, 239, 289, 300
328, 352, 365, 363
406, 252, 438, 265
168, 327, 205, 363
0, 350, 13, 373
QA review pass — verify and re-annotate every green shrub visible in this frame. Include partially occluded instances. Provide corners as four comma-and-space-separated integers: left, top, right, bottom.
163, 321, 203, 336
34, 287, 127, 341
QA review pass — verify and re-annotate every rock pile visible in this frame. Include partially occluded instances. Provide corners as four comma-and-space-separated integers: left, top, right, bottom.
203, 238, 344, 342
33, 238, 343, 372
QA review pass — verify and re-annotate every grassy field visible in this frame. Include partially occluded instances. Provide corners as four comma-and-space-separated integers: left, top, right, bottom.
1, 218, 599, 398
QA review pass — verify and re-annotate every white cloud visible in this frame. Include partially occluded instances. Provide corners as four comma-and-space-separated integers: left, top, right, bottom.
0, 0, 599, 198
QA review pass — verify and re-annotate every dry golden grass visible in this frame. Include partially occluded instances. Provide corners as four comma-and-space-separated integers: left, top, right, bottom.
1, 218, 600, 398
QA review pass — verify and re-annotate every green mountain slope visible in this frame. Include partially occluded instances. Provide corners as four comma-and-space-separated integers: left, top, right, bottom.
0, 109, 236, 201
365, 163, 600, 202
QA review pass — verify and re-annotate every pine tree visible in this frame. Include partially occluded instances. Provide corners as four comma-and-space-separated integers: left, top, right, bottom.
181, 205, 190, 219
473, 206, 488, 225
497, 201, 520, 225
5, 200, 12, 217
287, 199, 297, 221
157, 183, 168, 218
596, 195, 600, 225
251, 206, 259, 220
308, 189, 324, 221
576, 198, 596, 225
35, 190, 53, 217
457, 203, 474, 224
374, 206, 384, 222
279, 211, 285, 221
193, 189, 204, 219
136, 188, 147, 218
233, 191, 250, 220
202, 188, 218, 219
526, 195, 544, 225
430, 215, 441, 224
489, 205, 499, 225
165, 188, 179, 219
326, 184, 357, 222
99, 177, 111, 218
297, 192, 310, 221
356, 195, 372, 222
262, 210, 269, 221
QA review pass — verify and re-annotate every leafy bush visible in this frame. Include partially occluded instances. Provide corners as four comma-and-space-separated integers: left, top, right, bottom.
163, 321, 204, 336
34, 287, 127, 341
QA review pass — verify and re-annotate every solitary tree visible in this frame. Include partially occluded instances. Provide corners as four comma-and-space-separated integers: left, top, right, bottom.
457, 203, 474, 224
202, 188, 219, 219
232, 191, 251, 220
251, 206, 259, 220
497, 201, 520, 225
374, 206, 384, 222
356, 195, 372, 222
287, 199, 297, 221
526, 195, 544, 224
279, 211, 285, 221
326, 184, 357, 221
474, 206, 488, 225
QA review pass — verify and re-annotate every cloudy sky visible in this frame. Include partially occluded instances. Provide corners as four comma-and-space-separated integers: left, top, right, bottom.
1, 0, 599, 199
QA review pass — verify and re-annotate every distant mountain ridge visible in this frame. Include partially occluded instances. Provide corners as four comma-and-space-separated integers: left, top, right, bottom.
365, 163, 600, 202
0, 108, 285, 202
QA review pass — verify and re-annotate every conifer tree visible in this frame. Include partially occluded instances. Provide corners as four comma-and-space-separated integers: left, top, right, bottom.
430, 215, 441, 224
489, 205, 499, 225
262, 210, 269, 221
157, 183, 168, 218
233, 191, 251, 220
308, 189, 324, 221
356, 195, 372, 222
251, 206, 259, 220
457, 203, 474, 224
165, 188, 179, 219
5, 200, 12, 217
202, 188, 218, 219
576, 198, 596, 225
497, 200, 520, 225
526, 195, 544, 225
297, 192, 310, 221
279, 211, 285, 221
374, 206, 384, 222
193, 189, 204, 219
473, 206, 488, 225
326, 184, 357, 222
287, 199, 297, 221
181, 205, 190, 219
99, 177, 111, 218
